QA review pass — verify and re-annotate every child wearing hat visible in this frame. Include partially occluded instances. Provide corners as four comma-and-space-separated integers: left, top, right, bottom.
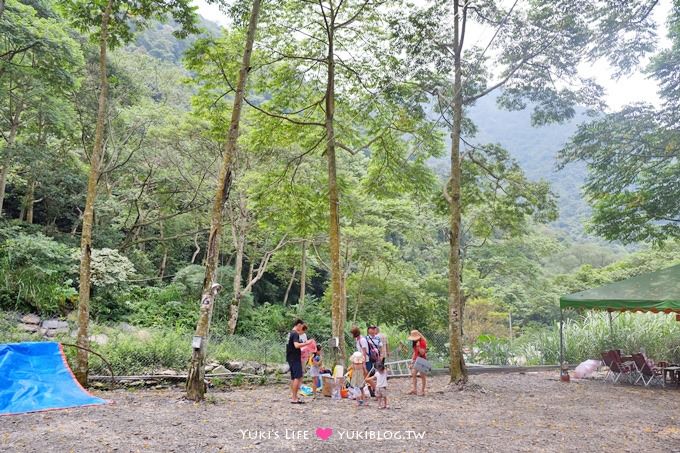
349, 351, 368, 407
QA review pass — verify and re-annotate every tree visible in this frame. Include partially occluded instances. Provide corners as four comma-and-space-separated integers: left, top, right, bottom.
559, 4, 680, 244
240, 0, 440, 360
0, 0, 83, 215
64, 0, 197, 385
396, 0, 661, 385
185, 0, 262, 401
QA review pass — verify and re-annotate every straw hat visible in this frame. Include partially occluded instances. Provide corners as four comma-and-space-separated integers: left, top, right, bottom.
350, 351, 365, 364
407, 330, 423, 341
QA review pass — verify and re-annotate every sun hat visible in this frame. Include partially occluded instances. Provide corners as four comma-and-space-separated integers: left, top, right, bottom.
350, 351, 365, 364
407, 330, 423, 341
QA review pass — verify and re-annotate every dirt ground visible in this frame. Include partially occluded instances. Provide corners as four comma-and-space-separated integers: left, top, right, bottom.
1, 372, 679, 452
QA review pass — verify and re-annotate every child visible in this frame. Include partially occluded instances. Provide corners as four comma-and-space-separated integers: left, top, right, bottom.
349, 351, 368, 407
308, 345, 322, 398
372, 362, 388, 409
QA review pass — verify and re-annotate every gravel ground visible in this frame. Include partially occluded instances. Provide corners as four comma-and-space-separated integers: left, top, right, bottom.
1, 372, 679, 452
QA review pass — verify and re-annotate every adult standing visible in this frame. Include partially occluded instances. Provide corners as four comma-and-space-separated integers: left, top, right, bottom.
407, 330, 427, 396
286, 319, 312, 404
366, 325, 383, 370
351, 326, 369, 365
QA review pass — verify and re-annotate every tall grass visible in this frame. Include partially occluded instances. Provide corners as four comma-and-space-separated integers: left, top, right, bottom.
515, 312, 680, 365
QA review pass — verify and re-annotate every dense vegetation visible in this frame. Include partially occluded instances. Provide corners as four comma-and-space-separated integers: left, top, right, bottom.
1, 0, 678, 377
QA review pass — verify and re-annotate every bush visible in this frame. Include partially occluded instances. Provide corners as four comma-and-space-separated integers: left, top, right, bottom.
0, 231, 78, 315
125, 284, 198, 329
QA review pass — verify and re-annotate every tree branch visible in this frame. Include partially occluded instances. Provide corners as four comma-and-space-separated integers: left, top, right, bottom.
243, 96, 325, 127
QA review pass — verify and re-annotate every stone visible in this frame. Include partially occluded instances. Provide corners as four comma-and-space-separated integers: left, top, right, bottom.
244, 361, 262, 371
89, 334, 109, 345
277, 363, 290, 374
41, 319, 69, 330
241, 365, 258, 375
210, 366, 231, 375
225, 361, 243, 372
204, 362, 220, 373
21, 314, 40, 325
157, 369, 178, 376
18, 323, 40, 333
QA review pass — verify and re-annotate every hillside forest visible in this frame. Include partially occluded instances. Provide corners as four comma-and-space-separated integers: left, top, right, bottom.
1, 0, 679, 394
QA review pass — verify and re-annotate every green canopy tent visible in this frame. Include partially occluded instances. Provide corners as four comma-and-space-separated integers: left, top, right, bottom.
558, 264, 680, 367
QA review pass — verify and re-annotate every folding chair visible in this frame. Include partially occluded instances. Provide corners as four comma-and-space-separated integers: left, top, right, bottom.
601, 350, 635, 384
631, 353, 664, 387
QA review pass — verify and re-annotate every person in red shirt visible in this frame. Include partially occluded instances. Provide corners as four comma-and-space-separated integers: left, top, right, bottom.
407, 330, 427, 396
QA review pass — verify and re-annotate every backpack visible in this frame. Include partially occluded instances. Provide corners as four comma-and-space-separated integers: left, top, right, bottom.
366, 336, 380, 363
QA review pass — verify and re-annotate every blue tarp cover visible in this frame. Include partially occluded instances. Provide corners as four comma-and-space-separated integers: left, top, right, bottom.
0, 342, 107, 416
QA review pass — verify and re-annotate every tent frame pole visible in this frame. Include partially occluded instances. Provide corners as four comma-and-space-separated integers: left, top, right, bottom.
559, 308, 564, 369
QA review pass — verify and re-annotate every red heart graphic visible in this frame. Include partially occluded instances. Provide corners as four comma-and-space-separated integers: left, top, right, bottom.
315, 427, 333, 441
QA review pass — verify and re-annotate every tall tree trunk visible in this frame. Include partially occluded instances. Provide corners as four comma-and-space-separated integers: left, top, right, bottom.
448, 0, 467, 385
158, 248, 168, 280
186, 0, 261, 401
0, 164, 8, 216
325, 13, 346, 363
191, 232, 201, 264
158, 222, 167, 279
25, 180, 35, 224
227, 224, 245, 335
0, 112, 21, 216
299, 240, 307, 308
75, 0, 112, 386
283, 267, 297, 306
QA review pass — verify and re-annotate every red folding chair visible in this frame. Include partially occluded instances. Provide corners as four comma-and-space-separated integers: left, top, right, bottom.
631, 353, 664, 387
601, 350, 635, 384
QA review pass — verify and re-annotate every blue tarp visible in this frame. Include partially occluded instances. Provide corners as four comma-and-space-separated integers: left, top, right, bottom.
0, 342, 107, 416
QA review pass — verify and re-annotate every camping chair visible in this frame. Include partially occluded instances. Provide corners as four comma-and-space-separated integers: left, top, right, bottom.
601, 350, 635, 384
631, 353, 664, 387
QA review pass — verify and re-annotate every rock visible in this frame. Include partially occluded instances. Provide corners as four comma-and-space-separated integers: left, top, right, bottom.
240, 365, 257, 375
204, 362, 220, 373
244, 361, 262, 371
89, 334, 109, 345
264, 365, 280, 375
126, 380, 145, 387
21, 314, 40, 325
276, 363, 290, 374
41, 319, 69, 330
18, 323, 40, 333
210, 366, 231, 375
70, 330, 78, 338
226, 361, 243, 372
157, 369, 178, 376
